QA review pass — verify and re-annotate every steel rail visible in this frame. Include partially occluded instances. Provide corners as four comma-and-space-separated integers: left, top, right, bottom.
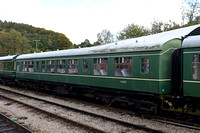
0, 93, 106, 133
154, 119, 200, 130
0, 87, 164, 133
0, 112, 34, 133
143, 113, 200, 131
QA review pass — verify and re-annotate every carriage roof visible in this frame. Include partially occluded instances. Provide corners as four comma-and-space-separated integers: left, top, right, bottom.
182, 35, 200, 48
0, 55, 17, 61
17, 24, 200, 60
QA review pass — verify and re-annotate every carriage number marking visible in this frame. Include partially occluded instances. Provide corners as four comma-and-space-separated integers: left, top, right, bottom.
120, 80, 127, 84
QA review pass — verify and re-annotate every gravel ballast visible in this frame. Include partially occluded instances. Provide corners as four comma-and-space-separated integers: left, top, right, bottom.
0, 85, 199, 133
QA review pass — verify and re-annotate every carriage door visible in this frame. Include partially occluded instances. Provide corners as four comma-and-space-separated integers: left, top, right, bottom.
141, 57, 152, 91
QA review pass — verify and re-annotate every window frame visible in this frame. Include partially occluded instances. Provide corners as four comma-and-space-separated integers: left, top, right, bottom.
22, 61, 27, 72
3, 62, 7, 71
56, 60, 66, 74
141, 57, 150, 74
36, 61, 40, 72
83, 59, 88, 72
28, 61, 34, 72
0, 62, 3, 71
16, 62, 20, 72
47, 60, 55, 73
93, 58, 108, 76
192, 54, 200, 80
41, 61, 46, 73
114, 57, 132, 77
68, 59, 78, 74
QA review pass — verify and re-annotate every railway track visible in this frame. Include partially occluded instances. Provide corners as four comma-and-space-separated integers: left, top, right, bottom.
0, 86, 164, 133
143, 113, 200, 131
0, 112, 34, 133
0, 92, 106, 133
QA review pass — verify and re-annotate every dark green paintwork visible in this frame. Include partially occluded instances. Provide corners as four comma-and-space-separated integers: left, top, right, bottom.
16, 39, 182, 95
183, 47, 200, 98
0, 56, 17, 79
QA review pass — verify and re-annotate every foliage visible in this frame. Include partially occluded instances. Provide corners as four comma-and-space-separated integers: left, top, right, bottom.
150, 20, 181, 34
73, 39, 101, 48
0, 29, 31, 56
0, 20, 72, 56
116, 1, 200, 40
150, 0, 200, 34
57, 33, 72, 50
97, 29, 114, 44
182, 0, 200, 25
118, 23, 149, 40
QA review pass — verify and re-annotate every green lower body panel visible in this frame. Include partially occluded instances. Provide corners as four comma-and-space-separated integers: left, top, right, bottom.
183, 82, 200, 98
16, 72, 172, 95
0, 72, 15, 78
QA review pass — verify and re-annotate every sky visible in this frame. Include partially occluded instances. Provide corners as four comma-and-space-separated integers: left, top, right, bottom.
0, 0, 188, 44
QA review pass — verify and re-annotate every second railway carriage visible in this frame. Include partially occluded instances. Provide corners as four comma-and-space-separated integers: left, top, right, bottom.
15, 24, 200, 112
176, 34, 200, 112
182, 35, 200, 98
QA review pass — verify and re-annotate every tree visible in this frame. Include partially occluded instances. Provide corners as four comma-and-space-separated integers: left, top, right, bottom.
97, 29, 114, 44
57, 33, 72, 50
0, 20, 73, 55
47, 39, 53, 51
151, 20, 164, 34
0, 29, 31, 55
150, 20, 180, 34
37, 42, 46, 52
20, 36, 31, 54
0, 31, 9, 56
73, 39, 92, 48
118, 23, 149, 40
93, 41, 101, 46
80, 39, 92, 47
9, 29, 22, 54
182, 0, 200, 25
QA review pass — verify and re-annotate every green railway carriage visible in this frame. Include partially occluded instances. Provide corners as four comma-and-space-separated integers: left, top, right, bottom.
16, 37, 180, 95
182, 35, 200, 98
15, 24, 200, 112
0, 55, 18, 84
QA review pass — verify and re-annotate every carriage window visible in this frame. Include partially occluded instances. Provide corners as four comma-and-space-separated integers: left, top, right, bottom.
114, 57, 132, 77
0, 62, 2, 71
68, 59, 78, 74
57, 60, 66, 73
192, 54, 200, 80
36, 61, 39, 71
16, 62, 20, 72
93, 58, 107, 76
28, 61, 34, 72
8, 62, 11, 70
141, 58, 150, 73
41, 61, 45, 73
3, 62, 7, 71
8, 62, 12, 71
2, 63, 4, 71
22, 61, 27, 72
83, 59, 88, 72
47, 60, 54, 73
